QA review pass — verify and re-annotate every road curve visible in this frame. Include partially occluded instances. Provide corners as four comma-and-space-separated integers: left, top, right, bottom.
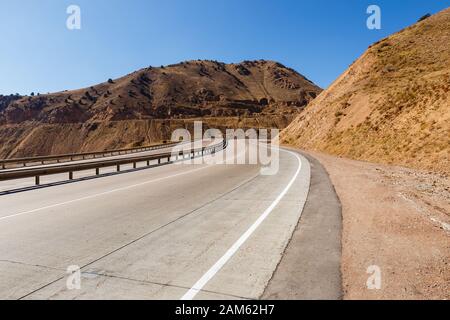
0, 141, 209, 193
0, 141, 311, 300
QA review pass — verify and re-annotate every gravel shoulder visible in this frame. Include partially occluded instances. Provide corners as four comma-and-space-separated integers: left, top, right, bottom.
262, 148, 342, 300
307, 151, 449, 300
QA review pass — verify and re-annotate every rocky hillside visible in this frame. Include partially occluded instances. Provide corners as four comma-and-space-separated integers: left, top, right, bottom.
0, 60, 321, 157
282, 8, 450, 173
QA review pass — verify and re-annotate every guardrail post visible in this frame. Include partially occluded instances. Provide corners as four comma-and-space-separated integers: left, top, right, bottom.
117, 165, 120, 172
133, 162, 137, 169
35, 176, 40, 186
96, 168, 100, 176
158, 158, 161, 164
147, 160, 150, 166
69, 172, 73, 180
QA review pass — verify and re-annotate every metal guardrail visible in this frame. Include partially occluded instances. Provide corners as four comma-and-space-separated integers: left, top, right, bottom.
0, 141, 181, 170
0, 140, 227, 186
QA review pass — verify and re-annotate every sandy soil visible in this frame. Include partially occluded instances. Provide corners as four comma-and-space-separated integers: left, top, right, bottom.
307, 151, 449, 300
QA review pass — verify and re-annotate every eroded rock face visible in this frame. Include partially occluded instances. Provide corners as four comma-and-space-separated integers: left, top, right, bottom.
0, 94, 22, 113
2, 60, 320, 125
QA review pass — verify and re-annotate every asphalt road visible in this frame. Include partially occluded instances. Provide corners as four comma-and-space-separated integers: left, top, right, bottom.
0, 141, 341, 300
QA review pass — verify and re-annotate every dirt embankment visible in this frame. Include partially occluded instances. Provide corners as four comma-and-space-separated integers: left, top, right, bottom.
282, 8, 450, 173
309, 151, 449, 300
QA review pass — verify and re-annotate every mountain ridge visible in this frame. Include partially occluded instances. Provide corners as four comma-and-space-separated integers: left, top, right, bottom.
0, 59, 321, 157
281, 8, 450, 173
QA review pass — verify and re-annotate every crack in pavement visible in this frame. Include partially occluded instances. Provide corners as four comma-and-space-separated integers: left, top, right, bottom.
0, 259, 65, 273
80, 271, 252, 300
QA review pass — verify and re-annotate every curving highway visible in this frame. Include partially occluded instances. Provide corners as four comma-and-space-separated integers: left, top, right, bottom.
0, 140, 340, 300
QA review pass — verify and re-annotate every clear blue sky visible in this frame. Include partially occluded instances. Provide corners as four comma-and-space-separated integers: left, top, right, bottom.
0, 0, 449, 95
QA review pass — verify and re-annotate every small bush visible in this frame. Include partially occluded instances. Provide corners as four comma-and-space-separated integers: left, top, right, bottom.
85, 91, 93, 100
418, 14, 431, 22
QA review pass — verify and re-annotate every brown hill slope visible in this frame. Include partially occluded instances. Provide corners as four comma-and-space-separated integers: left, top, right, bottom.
281, 8, 450, 173
0, 60, 321, 157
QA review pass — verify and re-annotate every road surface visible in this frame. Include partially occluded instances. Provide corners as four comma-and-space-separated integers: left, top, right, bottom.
0, 141, 340, 300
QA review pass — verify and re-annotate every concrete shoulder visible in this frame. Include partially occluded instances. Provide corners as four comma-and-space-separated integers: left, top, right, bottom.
262, 148, 343, 300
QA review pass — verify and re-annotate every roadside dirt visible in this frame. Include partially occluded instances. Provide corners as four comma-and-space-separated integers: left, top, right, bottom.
307, 151, 449, 300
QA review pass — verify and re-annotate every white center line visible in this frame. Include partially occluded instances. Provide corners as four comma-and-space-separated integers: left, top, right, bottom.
180, 147, 302, 300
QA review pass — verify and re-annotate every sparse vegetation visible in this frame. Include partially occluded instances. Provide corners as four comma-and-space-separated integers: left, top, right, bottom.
282, 8, 450, 173
418, 13, 431, 22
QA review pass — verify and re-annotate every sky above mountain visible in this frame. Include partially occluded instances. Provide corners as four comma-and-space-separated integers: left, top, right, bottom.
1, 0, 449, 94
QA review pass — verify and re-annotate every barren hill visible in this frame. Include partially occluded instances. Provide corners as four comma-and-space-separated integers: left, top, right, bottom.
0, 60, 320, 158
281, 8, 450, 173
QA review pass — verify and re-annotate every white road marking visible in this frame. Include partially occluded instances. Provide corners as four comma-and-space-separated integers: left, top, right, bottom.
181, 147, 302, 300
0, 166, 211, 222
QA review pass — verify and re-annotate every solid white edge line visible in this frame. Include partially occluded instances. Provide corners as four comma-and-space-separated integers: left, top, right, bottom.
180, 146, 302, 300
